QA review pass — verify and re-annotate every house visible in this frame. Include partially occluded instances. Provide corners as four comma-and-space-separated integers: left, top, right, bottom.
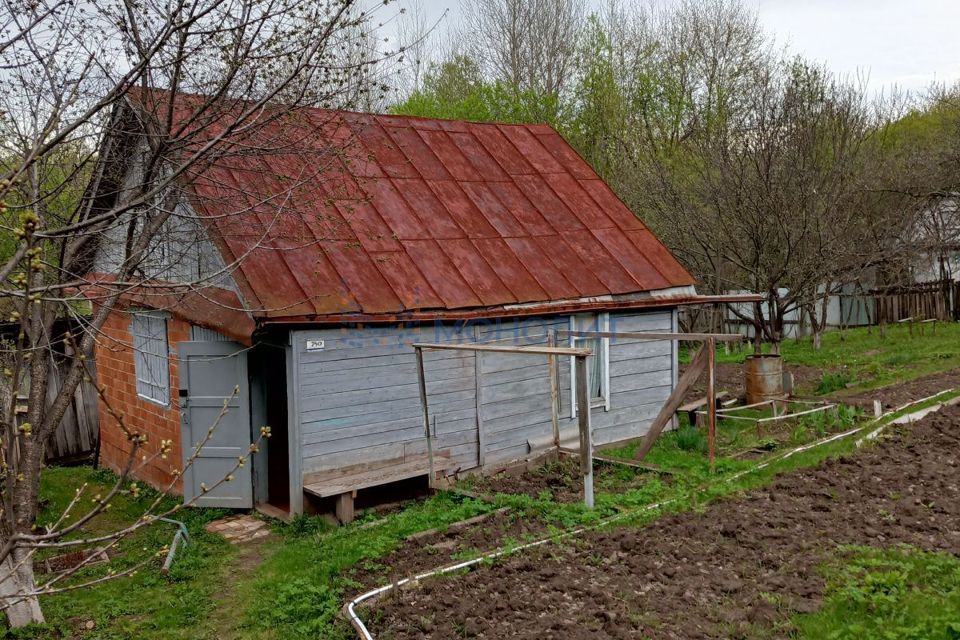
84, 92, 728, 519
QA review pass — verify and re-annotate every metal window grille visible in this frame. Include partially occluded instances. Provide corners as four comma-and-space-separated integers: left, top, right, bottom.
132, 314, 170, 405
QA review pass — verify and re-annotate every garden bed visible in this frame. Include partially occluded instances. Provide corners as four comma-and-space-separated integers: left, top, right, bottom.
836, 368, 960, 409
464, 456, 656, 503
364, 404, 960, 639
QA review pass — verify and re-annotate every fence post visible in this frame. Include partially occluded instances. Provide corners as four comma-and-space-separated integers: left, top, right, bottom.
707, 337, 716, 473
575, 354, 593, 509
415, 346, 435, 490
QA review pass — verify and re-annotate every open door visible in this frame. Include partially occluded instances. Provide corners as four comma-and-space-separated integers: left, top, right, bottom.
179, 341, 253, 508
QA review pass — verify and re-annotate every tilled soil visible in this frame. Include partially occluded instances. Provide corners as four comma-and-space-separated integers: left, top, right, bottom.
838, 368, 960, 410
470, 456, 651, 503
351, 459, 652, 587
366, 405, 960, 639
350, 509, 543, 587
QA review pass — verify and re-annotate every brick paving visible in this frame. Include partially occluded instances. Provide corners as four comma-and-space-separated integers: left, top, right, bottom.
204, 514, 271, 543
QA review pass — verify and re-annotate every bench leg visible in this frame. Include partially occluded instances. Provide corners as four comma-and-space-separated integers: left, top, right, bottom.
335, 491, 355, 524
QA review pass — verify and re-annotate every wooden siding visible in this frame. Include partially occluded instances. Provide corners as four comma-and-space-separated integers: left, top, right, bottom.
293, 324, 480, 477
290, 310, 675, 483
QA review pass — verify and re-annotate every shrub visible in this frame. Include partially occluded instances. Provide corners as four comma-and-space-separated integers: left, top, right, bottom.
816, 370, 854, 394
674, 424, 707, 452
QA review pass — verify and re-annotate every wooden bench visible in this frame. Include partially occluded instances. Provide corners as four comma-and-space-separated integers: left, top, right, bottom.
303, 453, 453, 523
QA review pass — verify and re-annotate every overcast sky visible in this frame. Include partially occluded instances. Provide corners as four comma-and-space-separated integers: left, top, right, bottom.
389, 0, 960, 95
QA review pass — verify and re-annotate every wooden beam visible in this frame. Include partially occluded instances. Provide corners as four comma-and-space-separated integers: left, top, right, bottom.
547, 329, 560, 447
414, 346, 435, 490
589, 452, 676, 474
575, 355, 594, 508
560, 330, 743, 342
335, 491, 355, 524
707, 337, 717, 472
633, 344, 709, 461
473, 325, 486, 468
413, 342, 591, 356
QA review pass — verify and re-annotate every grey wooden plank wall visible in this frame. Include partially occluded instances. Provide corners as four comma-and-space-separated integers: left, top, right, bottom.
557, 311, 675, 447
473, 316, 567, 467
292, 310, 676, 478
293, 324, 480, 476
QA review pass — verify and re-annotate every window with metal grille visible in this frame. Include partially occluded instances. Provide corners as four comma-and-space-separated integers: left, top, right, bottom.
132, 313, 170, 405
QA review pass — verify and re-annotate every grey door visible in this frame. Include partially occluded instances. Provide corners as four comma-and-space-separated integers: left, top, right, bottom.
179, 341, 253, 508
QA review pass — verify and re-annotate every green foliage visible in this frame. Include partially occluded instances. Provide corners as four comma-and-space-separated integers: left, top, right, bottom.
390, 55, 560, 125
674, 424, 707, 452
258, 579, 340, 636
12, 466, 234, 640
795, 546, 960, 639
816, 370, 854, 394
798, 405, 861, 438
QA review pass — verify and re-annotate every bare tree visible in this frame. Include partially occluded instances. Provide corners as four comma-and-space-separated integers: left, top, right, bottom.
464, 0, 585, 105
564, 0, 915, 350
0, 0, 397, 626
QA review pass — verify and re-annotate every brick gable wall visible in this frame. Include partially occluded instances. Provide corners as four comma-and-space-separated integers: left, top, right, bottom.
95, 310, 189, 494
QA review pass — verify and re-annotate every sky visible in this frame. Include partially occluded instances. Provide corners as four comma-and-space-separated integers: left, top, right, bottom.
757, 0, 960, 94
384, 0, 960, 95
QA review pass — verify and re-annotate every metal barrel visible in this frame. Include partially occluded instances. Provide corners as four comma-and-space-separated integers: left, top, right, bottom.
745, 355, 784, 405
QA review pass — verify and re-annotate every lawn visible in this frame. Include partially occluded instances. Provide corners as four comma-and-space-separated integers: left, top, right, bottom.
708, 322, 960, 393
794, 546, 960, 640
12, 327, 960, 639
11, 468, 235, 640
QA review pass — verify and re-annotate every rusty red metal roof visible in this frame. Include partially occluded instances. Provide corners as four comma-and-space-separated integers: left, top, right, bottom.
175, 101, 696, 321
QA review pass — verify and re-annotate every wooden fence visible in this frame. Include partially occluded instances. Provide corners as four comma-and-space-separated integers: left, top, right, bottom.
16, 359, 100, 464
683, 279, 960, 337
871, 280, 959, 324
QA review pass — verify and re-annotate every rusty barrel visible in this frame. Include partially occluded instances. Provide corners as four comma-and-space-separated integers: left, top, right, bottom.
745, 355, 784, 405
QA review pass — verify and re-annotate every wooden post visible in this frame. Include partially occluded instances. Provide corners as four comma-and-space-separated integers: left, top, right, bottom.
547, 329, 560, 447
473, 325, 486, 468
335, 491, 356, 524
633, 345, 709, 461
707, 338, 716, 472
574, 354, 594, 508
415, 346, 435, 490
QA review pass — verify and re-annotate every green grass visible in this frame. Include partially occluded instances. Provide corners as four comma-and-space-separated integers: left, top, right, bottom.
815, 370, 854, 394
11, 467, 235, 640
689, 322, 960, 393
794, 545, 960, 640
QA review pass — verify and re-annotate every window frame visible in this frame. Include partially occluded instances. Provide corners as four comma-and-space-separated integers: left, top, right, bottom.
131, 312, 171, 406
569, 312, 610, 416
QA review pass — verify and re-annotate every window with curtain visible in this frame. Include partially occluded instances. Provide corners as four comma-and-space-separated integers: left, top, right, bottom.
571, 313, 609, 411
573, 336, 603, 401
132, 313, 170, 405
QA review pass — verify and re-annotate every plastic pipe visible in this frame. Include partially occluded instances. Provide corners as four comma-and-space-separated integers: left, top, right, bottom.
158, 517, 189, 575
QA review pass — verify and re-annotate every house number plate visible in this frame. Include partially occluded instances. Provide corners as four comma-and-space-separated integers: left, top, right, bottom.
305, 339, 325, 351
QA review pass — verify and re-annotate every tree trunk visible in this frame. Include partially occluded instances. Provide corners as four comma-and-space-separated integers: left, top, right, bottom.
0, 549, 44, 627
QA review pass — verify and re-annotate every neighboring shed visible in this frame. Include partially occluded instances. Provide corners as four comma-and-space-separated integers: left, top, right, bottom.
84, 91, 736, 518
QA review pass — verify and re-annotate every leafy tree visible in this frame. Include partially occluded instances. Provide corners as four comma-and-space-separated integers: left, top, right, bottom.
391, 55, 560, 125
